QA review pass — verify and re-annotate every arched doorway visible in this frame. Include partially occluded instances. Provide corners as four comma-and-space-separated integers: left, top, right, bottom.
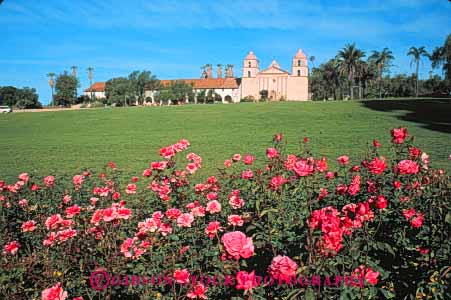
224, 95, 232, 103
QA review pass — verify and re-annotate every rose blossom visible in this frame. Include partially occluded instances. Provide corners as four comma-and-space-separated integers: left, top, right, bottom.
205, 221, 223, 238
173, 269, 190, 284
266, 148, 279, 159
3, 241, 20, 255
41, 282, 68, 300
206, 200, 221, 214
391, 127, 408, 144
397, 160, 419, 175
187, 283, 208, 299
22, 220, 37, 232
367, 157, 386, 175
243, 155, 255, 165
352, 265, 379, 285
221, 231, 254, 260
236, 270, 258, 291
337, 155, 350, 165
228, 215, 244, 227
126, 184, 137, 194
177, 213, 195, 228
44, 175, 55, 187
268, 255, 298, 281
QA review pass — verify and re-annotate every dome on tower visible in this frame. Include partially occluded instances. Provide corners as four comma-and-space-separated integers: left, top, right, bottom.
245, 51, 258, 60
294, 49, 307, 59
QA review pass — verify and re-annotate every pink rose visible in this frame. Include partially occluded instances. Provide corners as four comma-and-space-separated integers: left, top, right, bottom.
236, 270, 258, 291
268, 255, 298, 281
293, 159, 314, 176
41, 282, 68, 300
206, 200, 221, 214
266, 148, 279, 159
337, 155, 350, 165
177, 213, 195, 228
243, 155, 255, 165
221, 231, 254, 260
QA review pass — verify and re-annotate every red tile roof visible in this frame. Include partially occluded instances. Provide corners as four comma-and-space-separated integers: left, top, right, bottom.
84, 82, 105, 92
156, 78, 240, 90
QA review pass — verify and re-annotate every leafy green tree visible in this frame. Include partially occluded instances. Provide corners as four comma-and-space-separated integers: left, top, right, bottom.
337, 43, 366, 99
55, 73, 79, 106
105, 77, 133, 106
259, 90, 269, 101
196, 90, 206, 104
429, 34, 451, 91
0, 86, 42, 108
407, 46, 428, 97
167, 80, 193, 104
128, 70, 160, 104
369, 48, 394, 98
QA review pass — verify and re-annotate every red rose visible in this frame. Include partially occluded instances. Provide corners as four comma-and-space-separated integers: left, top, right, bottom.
397, 160, 419, 175
391, 127, 408, 144
376, 195, 387, 209
173, 269, 190, 284
367, 157, 386, 175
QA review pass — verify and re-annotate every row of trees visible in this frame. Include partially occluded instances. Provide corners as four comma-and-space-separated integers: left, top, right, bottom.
0, 86, 41, 109
104, 72, 224, 106
104, 70, 160, 106
46, 66, 94, 106
310, 34, 451, 101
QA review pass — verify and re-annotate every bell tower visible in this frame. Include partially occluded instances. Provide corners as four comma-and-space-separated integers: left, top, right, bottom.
240, 51, 260, 100
242, 51, 259, 78
292, 49, 308, 77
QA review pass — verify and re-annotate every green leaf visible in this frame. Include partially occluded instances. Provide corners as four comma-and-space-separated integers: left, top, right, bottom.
380, 288, 395, 299
260, 208, 278, 217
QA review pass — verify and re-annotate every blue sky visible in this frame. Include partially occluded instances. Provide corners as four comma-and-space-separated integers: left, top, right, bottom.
0, 0, 450, 104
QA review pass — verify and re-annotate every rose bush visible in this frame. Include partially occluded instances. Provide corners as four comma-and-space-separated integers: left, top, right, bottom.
0, 128, 450, 300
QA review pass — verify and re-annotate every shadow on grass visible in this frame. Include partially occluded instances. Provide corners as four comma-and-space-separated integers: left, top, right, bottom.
360, 98, 451, 133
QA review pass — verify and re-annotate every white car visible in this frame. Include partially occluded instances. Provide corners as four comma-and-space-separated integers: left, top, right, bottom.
0, 106, 12, 113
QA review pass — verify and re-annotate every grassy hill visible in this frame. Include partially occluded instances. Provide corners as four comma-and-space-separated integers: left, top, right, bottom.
1, 99, 450, 181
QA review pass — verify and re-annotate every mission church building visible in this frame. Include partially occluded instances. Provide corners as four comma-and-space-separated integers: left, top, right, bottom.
84, 49, 309, 103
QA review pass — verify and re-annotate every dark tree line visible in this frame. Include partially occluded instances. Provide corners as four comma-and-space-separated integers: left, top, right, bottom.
0, 86, 41, 109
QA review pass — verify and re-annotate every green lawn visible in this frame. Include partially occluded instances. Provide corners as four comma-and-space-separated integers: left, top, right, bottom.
1, 99, 450, 181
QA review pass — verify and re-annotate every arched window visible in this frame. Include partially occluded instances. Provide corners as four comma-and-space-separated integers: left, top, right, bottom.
298, 60, 301, 67
297, 70, 301, 77
248, 71, 251, 77
248, 61, 251, 67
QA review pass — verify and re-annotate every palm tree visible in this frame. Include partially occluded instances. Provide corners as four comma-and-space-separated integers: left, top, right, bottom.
407, 46, 428, 97
71, 66, 77, 77
87, 67, 94, 100
309, 56, 315, 69
429, 34, 451, 81
71, 66, 78, 99
337, 43, 366, 100
47, 72, 56, 106
369, 48, 394, 98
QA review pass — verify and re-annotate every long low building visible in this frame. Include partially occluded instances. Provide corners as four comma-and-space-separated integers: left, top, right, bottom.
83, 82, 106, 99
83, 49, 309, 103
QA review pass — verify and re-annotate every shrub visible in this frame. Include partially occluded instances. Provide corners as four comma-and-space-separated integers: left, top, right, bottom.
0, 129, 450, 300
